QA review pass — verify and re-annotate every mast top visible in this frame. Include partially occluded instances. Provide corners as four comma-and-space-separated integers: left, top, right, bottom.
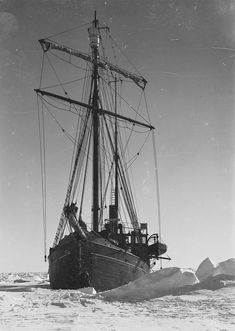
38, 12, 147, 89
88, 11, 100, 49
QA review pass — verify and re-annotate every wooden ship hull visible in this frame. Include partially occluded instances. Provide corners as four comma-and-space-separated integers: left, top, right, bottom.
49, 234, 149, 291
49, 230, 167, 291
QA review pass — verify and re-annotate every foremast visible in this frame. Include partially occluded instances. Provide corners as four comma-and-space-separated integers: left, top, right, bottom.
89, 12, 100, 233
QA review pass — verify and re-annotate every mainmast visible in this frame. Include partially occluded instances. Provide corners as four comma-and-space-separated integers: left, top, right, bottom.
89, 12, 100, 232
114, 77, 119, 218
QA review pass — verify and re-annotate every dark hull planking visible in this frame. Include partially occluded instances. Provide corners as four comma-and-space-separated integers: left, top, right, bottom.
49, 233, 150, 291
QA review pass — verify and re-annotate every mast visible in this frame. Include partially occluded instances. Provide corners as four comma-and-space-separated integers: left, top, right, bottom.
36, 12, 154, 235
114, 77, 118, 217
89, 11, 100, 232
108, 76, 119, 219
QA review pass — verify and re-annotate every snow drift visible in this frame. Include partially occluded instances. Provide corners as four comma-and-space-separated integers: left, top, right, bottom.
99, 258, 235, 302
100, 267, 199, 301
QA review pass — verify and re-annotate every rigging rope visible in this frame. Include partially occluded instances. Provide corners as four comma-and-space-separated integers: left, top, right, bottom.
67, 63, 92, 189
37, 95, 47, 262
152, 131, 162, 269
37, 53, 47, 262
143, 92, 163, 268
78, 123, 92, 220
40, 74, 91, 91
126, 131, 151, 169
44, 53, 68, 96
108, 33, 143, 78
37, 97, 76, 144
99, 72, 148, 230
49, 51, 89, 72
44, 21, 91, 40
37, 45, 94, 246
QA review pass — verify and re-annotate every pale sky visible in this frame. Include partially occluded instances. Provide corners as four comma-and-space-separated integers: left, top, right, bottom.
0, 0, 234, 272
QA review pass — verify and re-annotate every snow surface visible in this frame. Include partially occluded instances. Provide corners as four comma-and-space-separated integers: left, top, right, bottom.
0, 258, 234, 330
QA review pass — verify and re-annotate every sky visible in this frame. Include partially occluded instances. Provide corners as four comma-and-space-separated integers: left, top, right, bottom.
0, 0, 234, 272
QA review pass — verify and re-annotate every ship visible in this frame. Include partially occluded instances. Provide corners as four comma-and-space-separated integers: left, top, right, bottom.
35, 12, 169, 291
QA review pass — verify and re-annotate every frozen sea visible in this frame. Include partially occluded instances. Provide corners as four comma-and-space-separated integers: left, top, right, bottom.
0, 259, 234, 331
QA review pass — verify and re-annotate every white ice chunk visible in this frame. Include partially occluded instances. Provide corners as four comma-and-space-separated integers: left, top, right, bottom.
196, 257, 216, 281
213, 258, 235, 277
